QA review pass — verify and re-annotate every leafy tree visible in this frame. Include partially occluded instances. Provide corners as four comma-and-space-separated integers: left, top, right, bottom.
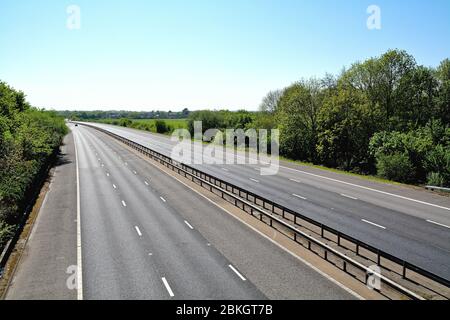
259, 90, 283, 114
277, 79, 323, 162
435, 59, 450, 124
424, 144, 450, 186
317, 87, 373, 171
188, 110, 224, 135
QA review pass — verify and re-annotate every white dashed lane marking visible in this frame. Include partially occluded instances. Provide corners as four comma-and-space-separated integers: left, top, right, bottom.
426, 219, 450, 229
228, 265, 246, 281
184, 220, 194, 230
361, 219, 386, 229
162, 277, 174, 297
340, 194, 358, 200
135, 226, 142, 237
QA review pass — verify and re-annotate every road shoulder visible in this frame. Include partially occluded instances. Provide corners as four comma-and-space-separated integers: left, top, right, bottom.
4, 131, 77, 300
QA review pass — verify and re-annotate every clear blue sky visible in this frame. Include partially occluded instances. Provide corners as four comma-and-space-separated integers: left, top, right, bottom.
0, 0, 449, 111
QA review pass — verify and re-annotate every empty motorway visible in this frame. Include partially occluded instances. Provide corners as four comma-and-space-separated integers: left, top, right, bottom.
5, 124, 357, 300
81, 122, 450, 281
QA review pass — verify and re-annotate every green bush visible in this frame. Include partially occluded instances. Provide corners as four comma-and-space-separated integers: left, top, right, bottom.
0, 80, 67, 249
427, 172, 445, 187
376, 152, 415, 183
424, 144, 450, 186
0, 221, 15, 248
118, 118, 132, 127
188, 110, 225, 135
155, 120, 168, 134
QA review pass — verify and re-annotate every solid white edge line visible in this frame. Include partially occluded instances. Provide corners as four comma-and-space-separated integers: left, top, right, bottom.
160, 196, 166, 202
184, 220, 194, 230
228, 264, 246, 281
341, 194, 358, 200
73, 132, 83, 300
292, 194, 307, 200
161, 277, 174, 297
281, 166, 450, 211
145, 159, 363, 300
135, 226, 142, 236
121, 200, 127, 207
361, 219, 386, 230
426, 219, 450, 229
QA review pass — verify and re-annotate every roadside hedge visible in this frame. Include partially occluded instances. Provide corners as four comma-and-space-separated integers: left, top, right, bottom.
0, 81, 68, 249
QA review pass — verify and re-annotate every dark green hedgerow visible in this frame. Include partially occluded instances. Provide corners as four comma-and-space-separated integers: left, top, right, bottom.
0, 81, 68, 249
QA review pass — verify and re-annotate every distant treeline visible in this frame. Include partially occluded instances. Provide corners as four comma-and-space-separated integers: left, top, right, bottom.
0, 81, 68, 248
58, 108, 190, 120
188, 50, 450, 187
95, 118, 188, 135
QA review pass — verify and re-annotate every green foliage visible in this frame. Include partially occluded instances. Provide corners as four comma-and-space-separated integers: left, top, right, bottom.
0, 81, 67, 248
424, 144, 450, 186
58, 109, 190, 120
317, 87, 374, 171
155, 120, 169, 134
118, 118, 132, 127
375, 152, 415, 183
435, 59, 450, 124
96, 118, 187, 135
427, 172, 445, 187
0, 221, 15, 246
186, 110, 255, 136
188, 110, 225, 135
272, 49, 449, 185
277, 79, 323, 162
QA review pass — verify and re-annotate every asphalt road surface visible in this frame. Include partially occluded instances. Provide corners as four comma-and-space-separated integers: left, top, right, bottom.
82, 122, 450, 281
6, 124, 356, 299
